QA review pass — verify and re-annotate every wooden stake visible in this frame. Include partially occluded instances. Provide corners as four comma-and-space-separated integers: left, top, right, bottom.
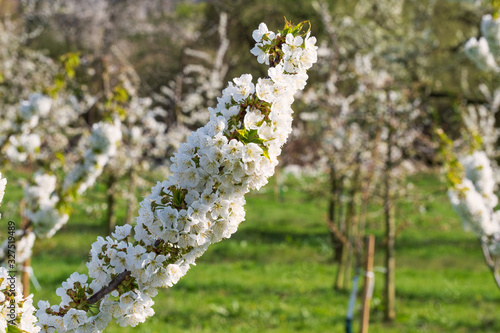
359, 235, 375, 333
22, 257, 31, 298
20, 199, 30, 297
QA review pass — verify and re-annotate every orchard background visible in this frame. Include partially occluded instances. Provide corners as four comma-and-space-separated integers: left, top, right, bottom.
1, 0, 500, 332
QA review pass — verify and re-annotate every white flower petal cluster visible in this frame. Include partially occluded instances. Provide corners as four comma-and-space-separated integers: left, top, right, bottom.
464, 14, 500, 72
465, 37, 498, 71
449, 179, 500, 235
481, 14, 500, 55
3, 93, 52, 163
462, 151, 498, 207
63, 119, 122, 195
449, 151, 500, 237
18, 93, 52, 122
16, 118, 122, 243
0, 267, 40, 332
0, 173, 5, 212
455, 12, 500, 261
24, 173, 68, 239
250, 23, 276, 65
107, 96, 169, 178
16, 231, 36, 265
33, 21, 318, 332
282, 32, 318, 74
4, 133, 41, 163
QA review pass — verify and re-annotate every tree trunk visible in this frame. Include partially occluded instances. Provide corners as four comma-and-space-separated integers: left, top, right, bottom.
358, 126, 382, 253
384, 187, 396, 322
329, 165, 348, 291
106, 174, 117, 235
335, 243, 348, 291
384, 109, 396, 322
345, 157, 361, 287
334, 177, 350, 291
328, 165, 343, 264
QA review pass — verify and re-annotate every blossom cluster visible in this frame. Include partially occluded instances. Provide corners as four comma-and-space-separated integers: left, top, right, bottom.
0, 173, 5, 214
31, 21, 317, 332
107, 92, 169, 178
2, 93, 52, 163
449, 151, 500, 247
0, 267, 40, 332
0, 118, 122, 287
24, 173, 68, 239
63, 119, 123, 196
20, 118, 122, 240
463, 98, 500, 160
449, 11, 500, 255
465, 14, 500, 71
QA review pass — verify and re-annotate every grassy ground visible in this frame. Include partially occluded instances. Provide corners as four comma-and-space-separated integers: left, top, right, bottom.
1, 170, 499, 332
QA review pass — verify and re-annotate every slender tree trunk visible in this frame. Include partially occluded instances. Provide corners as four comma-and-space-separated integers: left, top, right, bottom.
334, 175, 349, 291
358, 126, 382, 248
329, 165, 349, 291
329, 164, 348, 291
335, 242, 348, 291
346, 156, 361, 288
384, 110, 396, 322
329, 165, 343, 264
343, 215, 353, 289
125, 170, 137, 225
384, 184, 396, 321
106, 174, 117, 235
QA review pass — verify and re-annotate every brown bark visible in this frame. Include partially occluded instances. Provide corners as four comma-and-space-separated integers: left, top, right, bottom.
20, 199, 31, 297
384, 107, 396, 322
328, 165, 343, 264
105, 174, 117, 235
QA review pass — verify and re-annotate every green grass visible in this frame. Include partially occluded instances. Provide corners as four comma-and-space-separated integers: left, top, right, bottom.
1, 170, 499, 332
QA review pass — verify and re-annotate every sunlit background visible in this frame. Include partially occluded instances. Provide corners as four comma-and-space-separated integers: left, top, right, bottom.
1, 0, 500, 332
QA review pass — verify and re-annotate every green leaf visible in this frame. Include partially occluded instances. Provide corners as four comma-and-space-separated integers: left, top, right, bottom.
262, 146, 270, 160
7, 325, 23, 333
493, 0, 500, 18
236, 128, 249, 141
56, 152, 65, 166
60, 52, 81, 79
246, 129, 266, 145
113, 86, 129, 103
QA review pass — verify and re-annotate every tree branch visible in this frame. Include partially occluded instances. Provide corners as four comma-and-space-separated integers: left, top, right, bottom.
87, 270, 131, 305
480, 240, 500, 290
